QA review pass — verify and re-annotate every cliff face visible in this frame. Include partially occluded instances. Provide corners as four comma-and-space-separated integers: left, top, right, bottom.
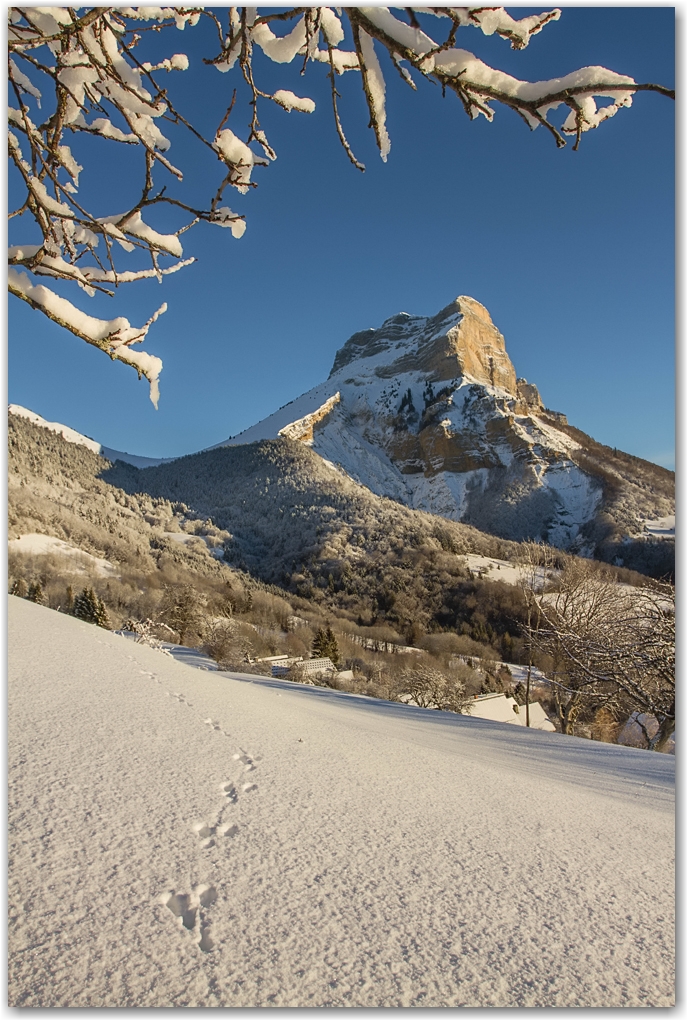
443, 295, 518, 393
219, 295, 674, 569
332, 296, 519, 394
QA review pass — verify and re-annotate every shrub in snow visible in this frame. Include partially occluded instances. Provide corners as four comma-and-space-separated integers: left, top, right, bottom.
9, 578, 28, 598
123, 618, 172, 656
26, 581, 45, 605
203, 618, 257, 671
520, 543, 675, 751
7, 8, 673, 404
158, 584, 208, 646
73, 587, 110, 628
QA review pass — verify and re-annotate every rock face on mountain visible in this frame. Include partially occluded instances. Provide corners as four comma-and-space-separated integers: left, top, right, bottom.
332, 297, 520, 395
222, 296, 674, 573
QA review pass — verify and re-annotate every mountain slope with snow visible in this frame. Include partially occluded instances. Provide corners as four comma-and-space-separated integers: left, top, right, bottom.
8, 404, 169, 468
9, 597, 674, 1007
217, 297, 674, 573
9, 294, 674, 576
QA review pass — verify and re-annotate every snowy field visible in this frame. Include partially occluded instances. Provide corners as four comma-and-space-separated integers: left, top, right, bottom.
8, 532, 118, 577
643, 515, 675, 539
8, 598, 674, 1007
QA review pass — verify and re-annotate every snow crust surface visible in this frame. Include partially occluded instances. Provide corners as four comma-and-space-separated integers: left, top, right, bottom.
642, 515, 675, 539
9, 598, 674, 1007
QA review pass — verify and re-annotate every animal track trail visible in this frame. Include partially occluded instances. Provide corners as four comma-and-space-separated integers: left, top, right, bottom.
169, 692, 193, 707
158, 705, 262, 954
204, 718, 229, 737
189, 755, 260, 852
165, 750, 260, 953
191, 817, 240, 848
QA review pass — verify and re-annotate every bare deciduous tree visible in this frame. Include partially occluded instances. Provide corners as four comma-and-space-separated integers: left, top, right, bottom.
158, 582, 206, 644
520, 544, 674, 750
8, 7, 673, 403
397, 664, 469, 713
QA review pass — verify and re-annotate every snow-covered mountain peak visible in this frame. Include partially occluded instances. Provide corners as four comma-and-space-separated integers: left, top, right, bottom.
217, 294, 673, 559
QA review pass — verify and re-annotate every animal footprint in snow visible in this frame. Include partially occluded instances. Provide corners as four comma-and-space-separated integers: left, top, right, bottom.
163, 884, 218, 953
221, 782, 238, 803
192, 821, 215, 848
242, 782, 257, 794
218, 823, 239, 838
198, 924, 214, 953
164, 890, 198, 932
233, 751, 256, 772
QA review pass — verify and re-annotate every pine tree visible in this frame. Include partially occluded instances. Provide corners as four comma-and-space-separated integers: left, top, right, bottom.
9, 578, 28, 598
26, 581, 45, 604
73, 587, 110, 628
312, 625, 340, 667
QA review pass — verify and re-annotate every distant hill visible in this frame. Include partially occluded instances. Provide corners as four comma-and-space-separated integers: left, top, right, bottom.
9, 408, 540, 646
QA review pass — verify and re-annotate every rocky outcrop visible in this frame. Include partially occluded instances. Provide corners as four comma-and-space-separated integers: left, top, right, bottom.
445, 296, 517, 393
516, 378, 543, 411
278, 393, 340, 443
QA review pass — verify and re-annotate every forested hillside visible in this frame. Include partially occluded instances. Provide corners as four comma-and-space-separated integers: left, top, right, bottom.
10, 410, 670, 745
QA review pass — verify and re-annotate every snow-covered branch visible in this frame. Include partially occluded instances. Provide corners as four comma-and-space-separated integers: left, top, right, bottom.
8, 7, 673, 403
9, 268, 164, 406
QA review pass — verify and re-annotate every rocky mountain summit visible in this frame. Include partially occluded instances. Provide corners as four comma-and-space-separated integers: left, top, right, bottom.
220, 296, 674, 574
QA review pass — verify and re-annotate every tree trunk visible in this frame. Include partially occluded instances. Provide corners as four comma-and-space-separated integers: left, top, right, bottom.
525, 663, 531, 727
561, 697, 580, 736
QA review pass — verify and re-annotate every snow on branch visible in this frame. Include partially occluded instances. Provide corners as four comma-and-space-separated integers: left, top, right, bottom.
9, 268, 164, 406
7, 7, 674, 403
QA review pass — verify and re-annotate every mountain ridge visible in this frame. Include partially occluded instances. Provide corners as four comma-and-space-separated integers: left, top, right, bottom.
9, 294, 674, 575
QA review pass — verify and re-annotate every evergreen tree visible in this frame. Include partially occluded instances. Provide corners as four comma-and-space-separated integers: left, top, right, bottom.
73, 587, 110, 628
26, 581, 45, 604
312, 625, 340, 667
9, 578, 28, 598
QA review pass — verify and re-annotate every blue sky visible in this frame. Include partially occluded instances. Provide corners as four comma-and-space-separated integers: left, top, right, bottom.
9, 6, 675, 467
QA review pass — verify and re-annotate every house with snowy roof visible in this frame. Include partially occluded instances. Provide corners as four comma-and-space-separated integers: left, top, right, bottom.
467, 693, 555, 731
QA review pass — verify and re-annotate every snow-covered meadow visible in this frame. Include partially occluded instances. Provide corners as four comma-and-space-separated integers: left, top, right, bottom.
8, 597, 674, 1007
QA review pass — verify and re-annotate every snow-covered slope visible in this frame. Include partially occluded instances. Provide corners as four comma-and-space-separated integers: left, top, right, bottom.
9, 597, 674, 1007
8, 404, 169, 468
8, 533, 118, 576
216, 297, 673, 558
